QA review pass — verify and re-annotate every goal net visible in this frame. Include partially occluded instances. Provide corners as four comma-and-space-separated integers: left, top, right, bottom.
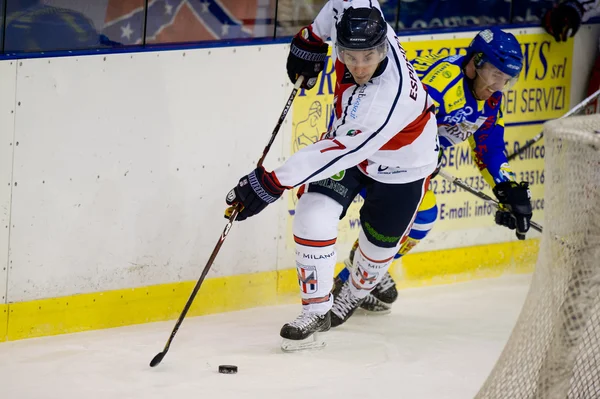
475, 114, 600, 399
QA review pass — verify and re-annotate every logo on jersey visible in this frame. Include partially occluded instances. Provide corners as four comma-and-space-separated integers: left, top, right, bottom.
439, 115, 488, 143
297, 264, 318, 294
376, 165, 407, 175
443, 106, 474, 124
331, 170, 345, 181
346, 129, 362, 136
349, 86, 368, 119
456, 84, 463, 98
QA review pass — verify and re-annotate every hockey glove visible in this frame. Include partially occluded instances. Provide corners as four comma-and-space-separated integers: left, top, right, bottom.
493, 181, 533, 240
286, 26, 329, 90
225, 166, 285, 221
542, 0, 584, 42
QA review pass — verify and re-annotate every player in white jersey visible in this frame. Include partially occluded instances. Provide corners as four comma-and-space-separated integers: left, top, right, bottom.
225, 1, 439, 350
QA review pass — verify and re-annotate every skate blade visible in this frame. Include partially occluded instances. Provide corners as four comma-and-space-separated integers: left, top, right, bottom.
359, 298, 393, 315
357, 307, 392, 315
280, 333, 326, 352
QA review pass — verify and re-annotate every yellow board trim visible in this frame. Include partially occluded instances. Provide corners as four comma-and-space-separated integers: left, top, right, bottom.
0, 304, 7, 342
2, 239, 538, 341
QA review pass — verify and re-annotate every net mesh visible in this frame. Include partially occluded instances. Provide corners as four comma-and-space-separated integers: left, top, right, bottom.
475, 114, 600, 399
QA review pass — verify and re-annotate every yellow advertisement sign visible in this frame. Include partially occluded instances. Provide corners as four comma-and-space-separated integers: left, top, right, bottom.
287, 32, 572, 244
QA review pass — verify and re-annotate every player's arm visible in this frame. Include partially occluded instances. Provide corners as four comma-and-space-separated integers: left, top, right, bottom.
468, 110, 515, 188
224, 108, 413, 222
274, 98, 424, 188
469, 111, 532, 240
224, 82, 431, 221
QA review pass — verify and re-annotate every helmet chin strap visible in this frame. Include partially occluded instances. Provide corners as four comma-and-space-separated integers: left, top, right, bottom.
463, 66, 485, 101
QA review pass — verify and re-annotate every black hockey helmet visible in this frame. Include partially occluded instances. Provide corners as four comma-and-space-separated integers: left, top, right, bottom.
336, 7, 388, 66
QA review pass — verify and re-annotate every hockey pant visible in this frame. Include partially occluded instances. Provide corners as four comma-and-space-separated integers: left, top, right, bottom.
292, 166, 429, 314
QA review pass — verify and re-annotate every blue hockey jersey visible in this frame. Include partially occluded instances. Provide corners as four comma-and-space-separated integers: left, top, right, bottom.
412, 53, 516, 186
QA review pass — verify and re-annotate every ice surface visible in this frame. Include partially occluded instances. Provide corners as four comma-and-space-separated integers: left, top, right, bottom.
0, 274, 531, 399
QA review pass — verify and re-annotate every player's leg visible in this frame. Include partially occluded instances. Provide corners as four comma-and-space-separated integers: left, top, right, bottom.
280, 167, 365, 351
334, 188, 438, 313
361, 188, 438, 313
330, 177, 429, 327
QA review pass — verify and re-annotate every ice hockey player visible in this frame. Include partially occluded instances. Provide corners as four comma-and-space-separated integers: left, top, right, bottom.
332, 27, 534, 319
543, 0, 600, 113
225, 0, 439, 350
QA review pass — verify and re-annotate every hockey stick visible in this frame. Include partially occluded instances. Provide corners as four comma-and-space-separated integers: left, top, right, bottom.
149, 76, 304, 367
437, 169, 543, 233
507, 88, 600, 161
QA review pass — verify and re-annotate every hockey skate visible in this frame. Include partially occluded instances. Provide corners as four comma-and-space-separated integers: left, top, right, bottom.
331, 280, 365, 327
334, 259, 398, 315
280, 311, 331, 352
359, 271, 398, 314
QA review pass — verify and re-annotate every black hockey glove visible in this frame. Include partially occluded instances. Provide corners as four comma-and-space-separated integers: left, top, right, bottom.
493, 181, 533, 240
286, 26, 329, 90
542, 0, 584, 42
225, 166, 285, 221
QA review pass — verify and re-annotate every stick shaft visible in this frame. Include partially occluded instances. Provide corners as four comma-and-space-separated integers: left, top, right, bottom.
158, 208, 239, 357
150, 77, 304, 366
258, 76, 304, 168
438, 170, 543, 233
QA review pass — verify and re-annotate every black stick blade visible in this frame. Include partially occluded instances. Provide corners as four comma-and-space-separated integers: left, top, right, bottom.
150, 351, 165, 367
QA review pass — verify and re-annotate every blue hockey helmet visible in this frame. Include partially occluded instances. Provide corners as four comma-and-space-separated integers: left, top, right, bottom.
468, 27, 523, 79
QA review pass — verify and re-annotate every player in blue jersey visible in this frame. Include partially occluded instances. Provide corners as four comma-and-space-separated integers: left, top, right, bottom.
330, 27, 534, 324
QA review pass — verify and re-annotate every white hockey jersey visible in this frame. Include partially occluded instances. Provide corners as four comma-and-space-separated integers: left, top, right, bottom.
273, 0, 439, 188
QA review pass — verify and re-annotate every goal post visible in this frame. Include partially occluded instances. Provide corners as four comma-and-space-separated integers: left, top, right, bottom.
475, 114, 600, 399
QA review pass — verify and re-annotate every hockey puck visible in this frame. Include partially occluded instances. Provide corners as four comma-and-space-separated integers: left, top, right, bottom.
218, 365, 238, 374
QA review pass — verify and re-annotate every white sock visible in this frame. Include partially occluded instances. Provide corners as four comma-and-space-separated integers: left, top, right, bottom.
293, 192, 342, 314
349, 229, 399, 299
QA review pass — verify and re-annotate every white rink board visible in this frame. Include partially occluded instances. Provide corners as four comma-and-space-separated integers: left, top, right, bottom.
0, 61, 17, 304
7, 45, 290, 302
0, 26, 596, 303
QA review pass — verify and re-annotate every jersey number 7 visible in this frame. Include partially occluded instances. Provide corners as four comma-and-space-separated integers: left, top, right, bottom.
320, 139, 347, 153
